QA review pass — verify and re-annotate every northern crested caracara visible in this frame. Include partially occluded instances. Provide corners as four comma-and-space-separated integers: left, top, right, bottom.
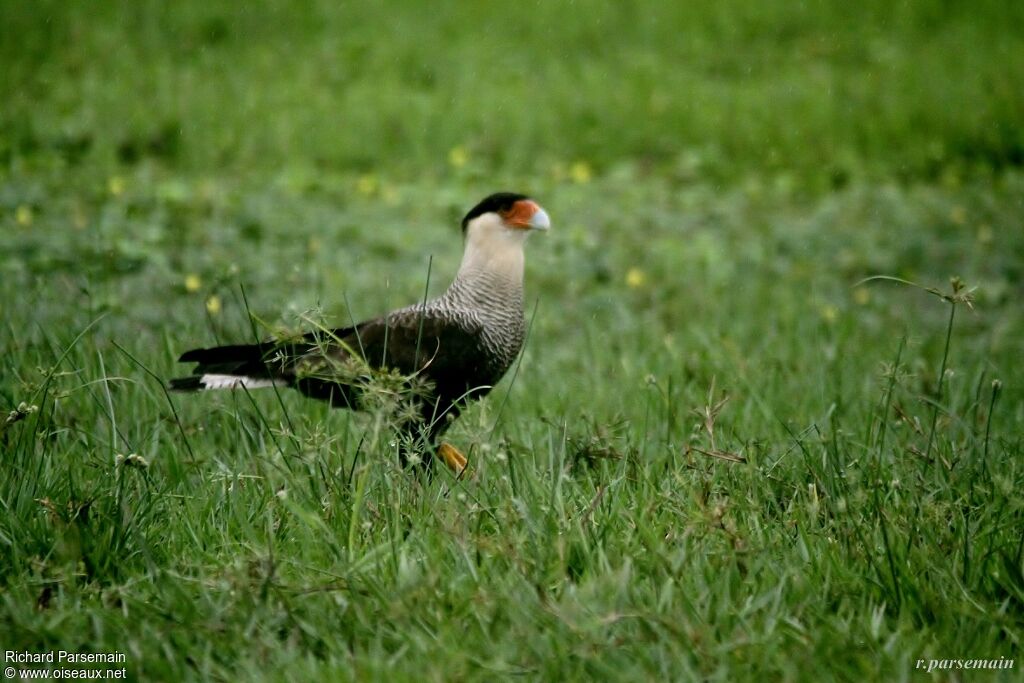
170, 192, 550, 473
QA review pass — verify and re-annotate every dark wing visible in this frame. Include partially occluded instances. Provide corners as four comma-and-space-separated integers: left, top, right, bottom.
173, 311, 494, 413
170, 324, 357, 396
293, 311, 494, 409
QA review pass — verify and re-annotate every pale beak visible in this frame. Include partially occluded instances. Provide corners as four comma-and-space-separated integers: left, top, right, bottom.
506, 199, 552, 231
528, 206, 551, 231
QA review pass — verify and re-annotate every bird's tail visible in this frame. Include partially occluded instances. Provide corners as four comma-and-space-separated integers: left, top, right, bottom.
169, 344, 289, 392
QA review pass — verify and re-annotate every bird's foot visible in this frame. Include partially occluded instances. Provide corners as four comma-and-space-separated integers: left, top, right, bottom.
437, 442, 468, 476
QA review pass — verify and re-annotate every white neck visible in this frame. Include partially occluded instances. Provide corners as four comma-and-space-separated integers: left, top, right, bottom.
456, 213, 527, 285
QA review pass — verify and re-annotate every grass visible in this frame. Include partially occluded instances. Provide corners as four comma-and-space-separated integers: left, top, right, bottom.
2, 1, 1023, 681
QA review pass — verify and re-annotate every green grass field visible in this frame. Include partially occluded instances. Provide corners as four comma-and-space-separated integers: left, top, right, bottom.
2, 1, 1023, 680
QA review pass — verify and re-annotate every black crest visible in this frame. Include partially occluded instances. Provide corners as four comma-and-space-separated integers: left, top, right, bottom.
461, 192, 529, 233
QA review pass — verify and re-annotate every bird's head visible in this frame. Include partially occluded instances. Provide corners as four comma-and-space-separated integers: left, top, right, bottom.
461, 193, 551, 245
456, 192, 549, 282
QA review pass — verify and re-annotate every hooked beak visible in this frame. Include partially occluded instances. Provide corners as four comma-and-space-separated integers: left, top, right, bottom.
528, 206, 551, 231
506, 200, 551, 231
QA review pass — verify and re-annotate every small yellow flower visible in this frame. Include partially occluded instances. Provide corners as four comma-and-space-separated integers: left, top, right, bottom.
941, 168, 961, 189
853, 287, 870, 305
356, 174, 378, 196
15, 205, 32, 226
108, 176, 126, 196
570, 161, 592, 184
820, 305, 838, 324
950, 206, 966, 225
448, 146, 468, 169
198, 178, 217, 201
205, 295, 222, 315
184, 274, 202, 292
72, 203, 87, 229
626, 267, 646, 289
977, 224, 993, 244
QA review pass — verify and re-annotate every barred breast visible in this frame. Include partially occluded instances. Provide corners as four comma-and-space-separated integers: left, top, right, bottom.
421, 267, 526, 382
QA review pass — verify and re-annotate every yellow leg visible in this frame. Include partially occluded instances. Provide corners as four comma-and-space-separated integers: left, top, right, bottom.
437, 442, 468, 475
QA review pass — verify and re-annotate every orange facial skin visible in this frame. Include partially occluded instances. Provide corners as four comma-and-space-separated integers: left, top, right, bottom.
502, 200, 541, 228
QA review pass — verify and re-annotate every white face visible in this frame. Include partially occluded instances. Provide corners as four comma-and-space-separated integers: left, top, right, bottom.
459, 201, 550, 275
465, 212, 531, 249
465, 199, 551, 245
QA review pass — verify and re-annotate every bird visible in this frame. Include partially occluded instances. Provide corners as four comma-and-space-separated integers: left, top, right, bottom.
170, 192, 550, 474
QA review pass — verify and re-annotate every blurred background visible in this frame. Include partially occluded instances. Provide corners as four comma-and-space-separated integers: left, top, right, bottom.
3, 1, 1023, 183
